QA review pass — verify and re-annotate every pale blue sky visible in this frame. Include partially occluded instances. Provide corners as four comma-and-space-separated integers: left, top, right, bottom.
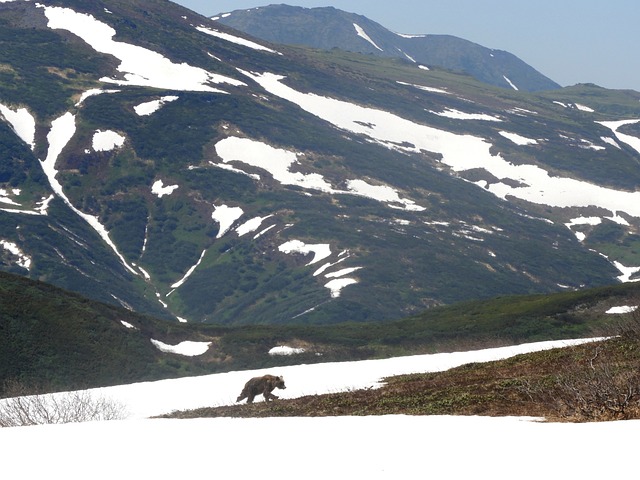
174, 1, 640, 92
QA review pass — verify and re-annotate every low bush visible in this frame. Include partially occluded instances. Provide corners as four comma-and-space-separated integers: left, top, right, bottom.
0, 380, 127, 427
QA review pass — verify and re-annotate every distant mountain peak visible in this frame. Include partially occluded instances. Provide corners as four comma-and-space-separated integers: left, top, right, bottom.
214, 4, 560, 92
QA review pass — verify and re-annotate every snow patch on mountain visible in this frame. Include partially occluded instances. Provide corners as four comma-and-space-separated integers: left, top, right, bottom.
0, 188, 21, 206
398, 49, 416, 63
325, 277, 358, 297
598, 119, 640, 155
499, 131, 538, 145
134, 96, 179, 116
269, 345, 305, 355
212, 204, 244, 238
151, 180, 179, 198
277, 240, 361, 296
215, 136, 424, 211
565, 216, 601, 242
0, 103, 35, 149
314, 254, 350, 276
150, 338, 212, 356
606, 305, 638, 314
254, 224, 276, 240
41, 5, 244, 92
242, 70, 640, 221
215, 136, 334, 192
278, 240, 331, 265
92, 129, 125, 152
613, 261, 640, 283
325, 266, 363, 278
236, 215, 273, 237
0, 239, 31, 270
0, 191, 52, 216
346, 179, 425, 211
600, 136, 621, 149
575, 103, 595, 112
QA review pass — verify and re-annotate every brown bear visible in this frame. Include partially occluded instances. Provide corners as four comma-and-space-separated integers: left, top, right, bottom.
236, 375, 286, 403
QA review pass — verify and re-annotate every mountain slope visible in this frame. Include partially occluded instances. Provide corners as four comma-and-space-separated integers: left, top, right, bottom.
213, 4, 561, 92
2, 265, 639, 396
0, 270, 213, 393
0, 0, 639, 325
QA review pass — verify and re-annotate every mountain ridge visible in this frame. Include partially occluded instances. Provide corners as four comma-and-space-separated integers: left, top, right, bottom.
213, 4, 561, 92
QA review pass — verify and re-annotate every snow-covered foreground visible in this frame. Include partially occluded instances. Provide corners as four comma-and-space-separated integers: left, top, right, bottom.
3, 414, 638, 479
2, 337, 638, 479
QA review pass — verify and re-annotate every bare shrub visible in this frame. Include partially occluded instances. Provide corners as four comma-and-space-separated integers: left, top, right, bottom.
531, 302, 640, 421
552, 361, 640, 421
599, 299, 640, 340
615, 304, 640, 341
0, 380, 128, 427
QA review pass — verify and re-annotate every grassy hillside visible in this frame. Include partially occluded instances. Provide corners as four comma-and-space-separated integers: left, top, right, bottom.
2, 269, 639, 398
0, 271, 223, 394
165, 330, 640, 422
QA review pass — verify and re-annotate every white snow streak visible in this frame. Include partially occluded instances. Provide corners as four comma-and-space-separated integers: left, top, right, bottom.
171, 249, 206, 289
353, 23, 383, 51
75, 88, 120, 106
396, 81, 449, 94
0, 103, 35, 149
42, 6, 244, 92
503, 75, 518, 90
196, 26, 280, 54
39, 113, 137, 274
431, 108, 502, 121
150, 339, 211, 356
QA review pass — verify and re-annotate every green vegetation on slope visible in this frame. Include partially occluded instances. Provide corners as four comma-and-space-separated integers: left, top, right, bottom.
2, 268, 640, 398
0, 271, 221, 395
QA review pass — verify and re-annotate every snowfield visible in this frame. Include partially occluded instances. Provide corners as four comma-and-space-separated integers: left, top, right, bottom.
1, 337, 638, 479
